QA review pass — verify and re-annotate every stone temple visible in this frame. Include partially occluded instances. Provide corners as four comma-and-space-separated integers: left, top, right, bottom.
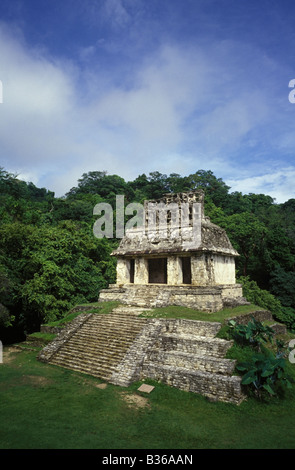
39, 190, 256, 404
99, 190, 246, 312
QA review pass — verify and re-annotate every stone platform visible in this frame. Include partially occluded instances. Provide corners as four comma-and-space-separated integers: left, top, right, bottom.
38, 308, 245, 404
98, 283, 247, 312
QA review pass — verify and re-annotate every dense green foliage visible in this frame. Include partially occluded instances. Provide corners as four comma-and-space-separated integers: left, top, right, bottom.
236, 350, 293, 398
0, 167, 294, 340
227, 316, 293, 398
228, 316, 275, 349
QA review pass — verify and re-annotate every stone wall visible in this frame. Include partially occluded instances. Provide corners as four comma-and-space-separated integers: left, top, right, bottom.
108, 315, 245, 404
99, 283, 245, 312
115, 252, 237, 287
212, 255, 236, 284
167, 255, 183, 284
116, 258, 131, 285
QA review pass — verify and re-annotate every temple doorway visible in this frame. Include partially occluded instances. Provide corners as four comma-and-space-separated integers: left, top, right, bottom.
148, 258, 167, 284
182, 257, 192, 284
129, 259, 135, 283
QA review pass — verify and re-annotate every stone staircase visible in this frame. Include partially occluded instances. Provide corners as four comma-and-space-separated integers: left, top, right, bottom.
38, 308, 245, 404
39, 313, 148, 381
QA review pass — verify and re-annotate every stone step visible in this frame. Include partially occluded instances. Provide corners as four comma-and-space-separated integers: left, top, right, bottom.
111, 305, 154, 316
77, 323, 145, 337
39, 308, 246, 404
156, 332, 233, 357
49, 357, 124, 379
76, 316, 146, 335
50, 347, 122, 367
63, 334, 139, 348
53, 342, 136, 363
49, 357, 115, 380
67, 327, 144, 341
145, 349, 236, 375
85, 312, 147, 324
73, 330, 144, 344
75, 325, 144, 339
143, 363, 244, 404
46, 312, 148, 380
50, 353, 122, 372
75, 317, 144, 329
51, 341, 128, 359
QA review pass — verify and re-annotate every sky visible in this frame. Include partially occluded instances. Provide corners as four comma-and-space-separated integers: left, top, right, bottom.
0, 0, 295, 203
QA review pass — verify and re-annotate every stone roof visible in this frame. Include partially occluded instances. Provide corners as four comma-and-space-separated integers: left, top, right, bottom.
112, 191, 239, 258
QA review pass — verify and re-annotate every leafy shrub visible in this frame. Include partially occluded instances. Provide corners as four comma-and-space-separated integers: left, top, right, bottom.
228, 316, 274, 350
229, 317, 294, 399
236, 351, 293, 398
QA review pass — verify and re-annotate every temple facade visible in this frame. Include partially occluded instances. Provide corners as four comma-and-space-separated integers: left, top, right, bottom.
99, 191, 246, 312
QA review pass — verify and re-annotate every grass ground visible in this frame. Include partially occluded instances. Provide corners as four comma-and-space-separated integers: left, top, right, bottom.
1, 302, 295, 450
138, 303, 266, 321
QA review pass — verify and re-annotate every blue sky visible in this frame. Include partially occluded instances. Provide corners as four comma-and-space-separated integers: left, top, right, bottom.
0, 0, 295, 202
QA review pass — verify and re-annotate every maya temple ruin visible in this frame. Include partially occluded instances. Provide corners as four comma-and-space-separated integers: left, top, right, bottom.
99, 190, 247, 312
39, 190, 261, 404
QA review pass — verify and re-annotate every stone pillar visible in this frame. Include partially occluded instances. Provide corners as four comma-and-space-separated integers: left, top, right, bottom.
191, 254, 209, 286
116, 258, 130, 284
167, 256, 182, 285
134, 257, 149, 284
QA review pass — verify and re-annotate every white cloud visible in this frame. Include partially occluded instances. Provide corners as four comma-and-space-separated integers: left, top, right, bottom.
226, 167, 295, 203
0, 25, 73, 113
0, 22, 294, 202
0, 22, 76, 175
